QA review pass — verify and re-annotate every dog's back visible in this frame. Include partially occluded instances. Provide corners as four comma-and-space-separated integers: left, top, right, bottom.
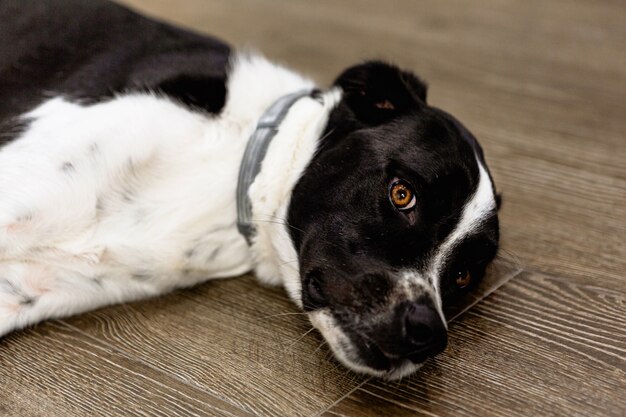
0, 0, 230, 138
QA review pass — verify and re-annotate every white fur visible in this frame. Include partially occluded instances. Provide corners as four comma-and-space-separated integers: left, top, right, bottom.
249, 89, 341, 305
428, 161, 496, 306
0, 54, 328, 336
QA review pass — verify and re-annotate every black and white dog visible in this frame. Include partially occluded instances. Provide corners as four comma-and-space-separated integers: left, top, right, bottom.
0, 0, 500, 379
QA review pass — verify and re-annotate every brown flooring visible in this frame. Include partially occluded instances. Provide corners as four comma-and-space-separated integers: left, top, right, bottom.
1, 0, 625, 416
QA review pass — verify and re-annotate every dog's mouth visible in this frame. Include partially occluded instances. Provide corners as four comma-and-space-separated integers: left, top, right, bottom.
308, 309, 440, 380
352, 331, 431, 379
357, 330, 439, 366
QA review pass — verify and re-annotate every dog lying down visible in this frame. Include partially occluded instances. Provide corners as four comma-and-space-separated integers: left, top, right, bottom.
0, 0, 500, 380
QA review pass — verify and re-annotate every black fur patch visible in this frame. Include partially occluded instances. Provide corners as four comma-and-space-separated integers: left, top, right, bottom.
61, 161, 76, 173
154, 74, 227, 113
0, 117, 31, 149
289, 62, 499, 370
0, 0, 231, 148
20, 296, 38, 306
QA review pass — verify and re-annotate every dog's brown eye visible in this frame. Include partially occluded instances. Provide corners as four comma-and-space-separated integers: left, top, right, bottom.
389, 180, 416, 210
456, 270, 472, 288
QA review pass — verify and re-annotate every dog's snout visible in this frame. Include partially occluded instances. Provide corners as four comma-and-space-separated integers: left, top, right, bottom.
401, 302, 447, 359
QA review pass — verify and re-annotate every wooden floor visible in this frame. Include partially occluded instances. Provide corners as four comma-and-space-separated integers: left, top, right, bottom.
1, 0, 625, 415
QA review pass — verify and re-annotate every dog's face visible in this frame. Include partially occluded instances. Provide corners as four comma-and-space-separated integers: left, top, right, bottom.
287, 62, 500, 379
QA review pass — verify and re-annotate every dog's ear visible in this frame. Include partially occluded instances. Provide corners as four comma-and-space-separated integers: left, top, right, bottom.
334, 61, 427, 124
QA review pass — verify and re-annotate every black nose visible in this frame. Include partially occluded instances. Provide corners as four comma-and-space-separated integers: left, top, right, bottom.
402, 302, 448, 359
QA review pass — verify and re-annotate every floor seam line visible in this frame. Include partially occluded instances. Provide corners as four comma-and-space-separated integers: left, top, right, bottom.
312, 377, 372, 417
448, 264, 524, 322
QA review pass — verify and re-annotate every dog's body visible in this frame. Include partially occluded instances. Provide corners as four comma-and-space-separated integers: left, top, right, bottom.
0, 1, 500, 379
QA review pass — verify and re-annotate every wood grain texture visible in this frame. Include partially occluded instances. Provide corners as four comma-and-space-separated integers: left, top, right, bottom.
0, 322, 251, 417
322, 271, 626, 417
0, 260, 518, 416
2, 0, 625, 415
61, 276, 368, 417
52, 261, 517, 417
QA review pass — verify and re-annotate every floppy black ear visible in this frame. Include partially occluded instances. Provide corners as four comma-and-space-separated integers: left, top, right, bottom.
334, 61, 427, 124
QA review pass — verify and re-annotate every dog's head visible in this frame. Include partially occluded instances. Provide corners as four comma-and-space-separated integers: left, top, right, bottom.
287, 62, 500, 379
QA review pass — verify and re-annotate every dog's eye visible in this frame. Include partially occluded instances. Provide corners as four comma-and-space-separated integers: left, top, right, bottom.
389, 180, 416, 210
455, 270, 472, 289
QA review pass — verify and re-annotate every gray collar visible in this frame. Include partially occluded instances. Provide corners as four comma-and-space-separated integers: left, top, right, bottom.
236, 89, 313, 245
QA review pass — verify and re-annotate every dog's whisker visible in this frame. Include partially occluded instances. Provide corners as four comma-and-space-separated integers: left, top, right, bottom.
252, 217, 306, 235
252, 216, 348, 253
313, 339, 328, 354
261, 311, 310, 319
282, 326, 317, 348
251, 218, 348, 251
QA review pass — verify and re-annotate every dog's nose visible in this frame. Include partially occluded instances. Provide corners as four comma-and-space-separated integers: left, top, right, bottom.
402, 302, 447, 359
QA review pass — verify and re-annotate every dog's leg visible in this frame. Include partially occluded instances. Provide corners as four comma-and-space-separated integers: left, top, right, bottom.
0, 257, 164, 337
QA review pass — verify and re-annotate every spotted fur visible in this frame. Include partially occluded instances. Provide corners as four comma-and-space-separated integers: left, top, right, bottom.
0, 0, 500, 380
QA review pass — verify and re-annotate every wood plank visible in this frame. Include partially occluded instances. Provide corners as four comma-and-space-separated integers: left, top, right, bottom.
322, 270, 626, 416
0, 322, 250, 417
60, 276, 368, 417
55, 261, 519, 417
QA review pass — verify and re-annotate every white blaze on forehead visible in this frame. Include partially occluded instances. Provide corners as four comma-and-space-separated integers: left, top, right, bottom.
397, 268, 448, 329
429, 159, 497, 294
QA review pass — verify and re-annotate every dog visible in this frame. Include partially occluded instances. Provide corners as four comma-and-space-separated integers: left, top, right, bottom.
0, 0, 500, 380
